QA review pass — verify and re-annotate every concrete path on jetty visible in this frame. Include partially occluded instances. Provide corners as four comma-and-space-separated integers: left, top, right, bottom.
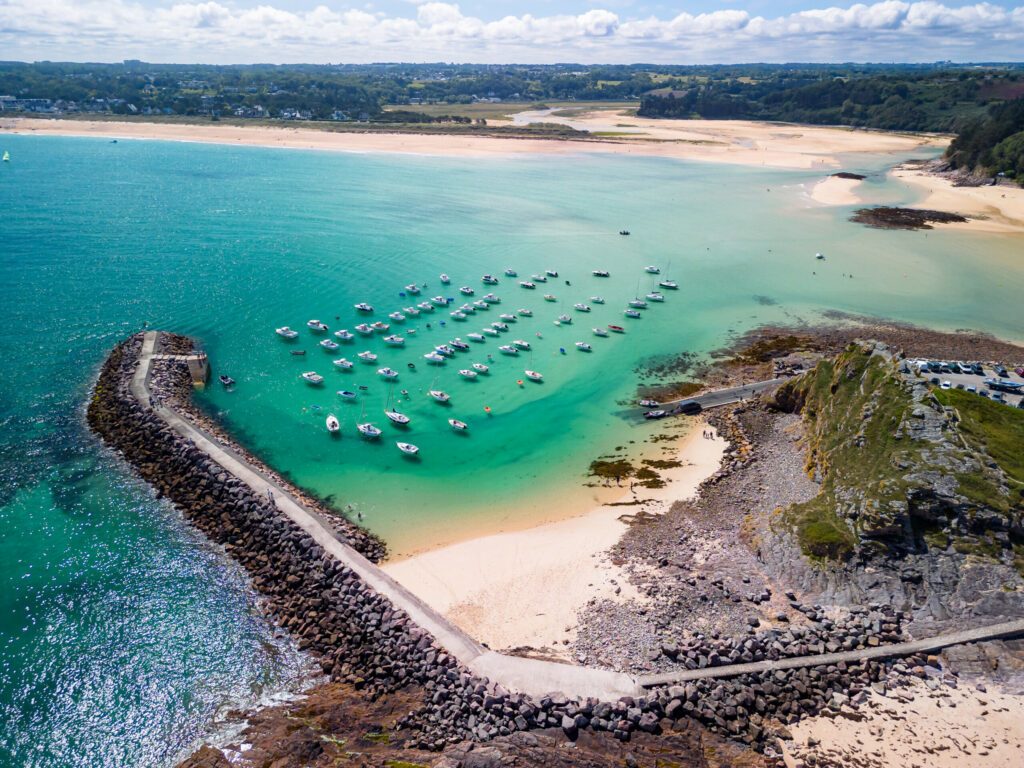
131, 332, 1024, 700
659, 377, 788, 411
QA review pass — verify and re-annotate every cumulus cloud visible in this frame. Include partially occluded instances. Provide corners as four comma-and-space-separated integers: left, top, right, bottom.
0, 0, 1022, 63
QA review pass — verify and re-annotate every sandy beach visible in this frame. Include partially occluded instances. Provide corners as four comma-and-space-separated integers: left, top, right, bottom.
383, 423, 726, 656
892, 166, 1024, 234
808, 174, 865, 206
3, 112, 939, 170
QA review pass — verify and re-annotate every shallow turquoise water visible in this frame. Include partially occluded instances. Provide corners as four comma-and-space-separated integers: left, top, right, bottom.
0, 134, 1022, 766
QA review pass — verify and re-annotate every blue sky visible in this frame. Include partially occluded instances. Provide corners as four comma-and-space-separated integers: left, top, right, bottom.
3, 1, 1023, 64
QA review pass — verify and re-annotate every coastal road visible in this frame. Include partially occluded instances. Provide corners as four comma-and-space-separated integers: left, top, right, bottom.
657, 377, 788, 412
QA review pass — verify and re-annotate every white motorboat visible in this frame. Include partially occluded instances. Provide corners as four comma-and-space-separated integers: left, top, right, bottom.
532, 274, 548, 283
449, 418, 468, 431
482, 293, 500, 303
431, 295, 448, 306
307, 319, 328, 332
385, 410, 410, 425
459, 369, 478, 379
460, 303, 476, 313
491, 322, 509, 331
383, 334, 405, 346
472, 363, 489, 373
301, 371, 324, 385
450, 339, 470, 351
659, 279, 679, 289
377, 367, 399, 380
320, 339, 339, 351
482, 327, 500, 337
404, 284, 421, 294
558, 314, 572, 324
499, 313, 516, 322
418, 301, 434, 311
646, 292, 665, 302
524, 369, 544, 381
357, 350, 378, 362
439, 273, 451, 284
645, 266, 661, 274
517, 308, 533, 317
482, 274, 499, 285
276, 326, 299, 339
459, 286, 475, 296
512, 339, 531, 350
334, 329, 355, 341
624, 309, 642, 319
355, 323, 374, 335
545, 269, 558, 277
574, 303, 591, 312
472, 300, 488, 310
388, 312, 406, 322
424, 352, 445, 363
504, 268, 517, 277
396, 441, 419, 455
592, 327, 609, 337
370, 321, 390, 333
592, 269, 610, 277
467, 333, 485, 342
520, 281, 536, 289
334, 358, 354, 370
326, 414, 340, 433
403, 306, 420, 316
499, 345, 519, 355
435, 344, 455, 357
576, 341, 593, 352
450, 311, 467, 320
628, 299, 648, 309
429, 390, 450, 403
337, 390, 357, 399
543, 294, 557, 302
354, 303, 374, 313
357, 422, 382, 438
591, 296, 605, 304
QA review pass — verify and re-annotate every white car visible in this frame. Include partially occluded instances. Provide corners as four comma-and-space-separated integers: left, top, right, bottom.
940, 380, 952, 390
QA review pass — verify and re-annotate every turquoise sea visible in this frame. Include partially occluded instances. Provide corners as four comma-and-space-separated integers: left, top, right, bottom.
1, 134, 1022, 767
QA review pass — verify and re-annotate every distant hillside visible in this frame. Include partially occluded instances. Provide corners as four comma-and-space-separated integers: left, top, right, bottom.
946, 97, 1024, 185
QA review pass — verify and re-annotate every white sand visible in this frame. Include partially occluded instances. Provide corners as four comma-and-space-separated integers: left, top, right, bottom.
782, 680, 1024, 768
892, 166, 1024, 234
383, 424, 726, 656
808, 174, 864, 206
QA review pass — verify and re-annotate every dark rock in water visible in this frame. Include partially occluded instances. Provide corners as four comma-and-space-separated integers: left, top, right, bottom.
832, 171, 866, 180
850, 206, 968, 230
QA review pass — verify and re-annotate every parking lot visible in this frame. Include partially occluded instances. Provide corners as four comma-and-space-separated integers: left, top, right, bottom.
905, 359, 1024, 408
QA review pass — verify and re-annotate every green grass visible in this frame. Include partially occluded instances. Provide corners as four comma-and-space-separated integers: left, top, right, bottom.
934, 388, 1024, 488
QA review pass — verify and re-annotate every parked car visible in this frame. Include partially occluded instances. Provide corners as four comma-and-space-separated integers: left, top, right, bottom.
940, 380, 952, 390
995, 365, 1009, 377
992, 392, 1005, 402
980, 390, 990, 398
930, 376, 940, 385
971, 363, 984, 375
957, 362, 973, 374
955, 383, 965, 390
966, 385, 977, 393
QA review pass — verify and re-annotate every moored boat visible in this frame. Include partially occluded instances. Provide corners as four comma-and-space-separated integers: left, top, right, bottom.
440, 273, 451, 284
334, 358, 354, 370
450, 311, 467, 320
608, 324, 625, 333
499, 345, 519, 355
307, 319, 328, 332
467, 333, 485, 342
435, 344, 455, 357
338, 389, 357, 399
423, 352, 445, 363
404, 306, 420, 316
646, 292, 665, 302
319, 339, 339, 351
491, 322, 509, 331
450, 338, 470, 351
460, 286, 475, 296
377, 367, 399, 380
624, 309, 642, 318
532, 274, 548, 283
334, 329, 355, 341
471, 362, 489, 373
326, 414, 340, 433
576, 341, 593, 352
512, 339, 531, 350
591, 296, 605, 304
543, 294, 557, 302
405, 284, 421, 294
628, 299, 648, 309
385, 410, 410, 425
370, 321, 390, 333
557, 314, 572, 324
659, 279, 679, 289
524, 369, 544, 381
482, 327, 499, 336
276, 326, 299, 339
645, 265, 660, 274
355, 323, 374, 335
396, 441, 419, 455
592, 269, 610, 277
383, 334, 405, 346
499, 313, 516, 322
431, 295, 448, 306
574, 303, 591, 312
388, 311, 406, 322
449, 418, 468, 431
357, 422, 382, 438
472, 300, 488, 310
482, 293, 500, 303
301, 371, 324, 385
520, 281, 536, 289
429, 390, 450, 403
357, 350, 378, 362
482, 274, 499, 285
504, 268, 517, 277
354, 302, 374, 313
593, 327, 609, 337
517, 308, 533, 316
458, 369, 478, 379
418, 301, 434, 311
545, 269, 558, 277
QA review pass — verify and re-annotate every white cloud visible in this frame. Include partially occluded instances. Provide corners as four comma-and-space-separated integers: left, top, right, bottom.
0, 0, 1021, 63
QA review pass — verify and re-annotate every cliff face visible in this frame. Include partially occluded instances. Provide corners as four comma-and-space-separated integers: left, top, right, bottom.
765, 345, 1024, 625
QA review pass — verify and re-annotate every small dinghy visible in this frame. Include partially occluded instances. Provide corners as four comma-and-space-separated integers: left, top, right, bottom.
429, 390, 450, 403
576, 341, 593, 352
471, 363, 489, 373
357, 350, 378, 363
592, 269, 610, 277
557, 314, 572, 324
307, 319, 328, 332
276, 326, 299, 339
357, 422, 382, 438
334, 358, 354, 370
320, 339, 339, 351
459, 369, 478, 379
396, 441, 419, 455
354, 303, 374, 313
377, 367, 399, 380
334, 329, 355, 341
645, 265, 660, 274
326, 414, 340, 433
301, 371, 324, 385
337, 390, 357, 399
608, 324, 625, 333
449, 418, 468, 431
219, 375, 235, 386
385, 410, 410, 425
524, 369, 544, 381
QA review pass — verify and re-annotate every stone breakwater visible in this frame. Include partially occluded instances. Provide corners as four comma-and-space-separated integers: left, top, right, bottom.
89, 332, 982, 758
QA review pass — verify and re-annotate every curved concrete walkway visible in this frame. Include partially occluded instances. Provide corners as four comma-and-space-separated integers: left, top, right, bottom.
131, 332, 1024, 700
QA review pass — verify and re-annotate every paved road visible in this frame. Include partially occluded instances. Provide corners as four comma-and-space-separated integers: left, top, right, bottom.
657, 377, 787, 412
637, 617, 1024, 688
